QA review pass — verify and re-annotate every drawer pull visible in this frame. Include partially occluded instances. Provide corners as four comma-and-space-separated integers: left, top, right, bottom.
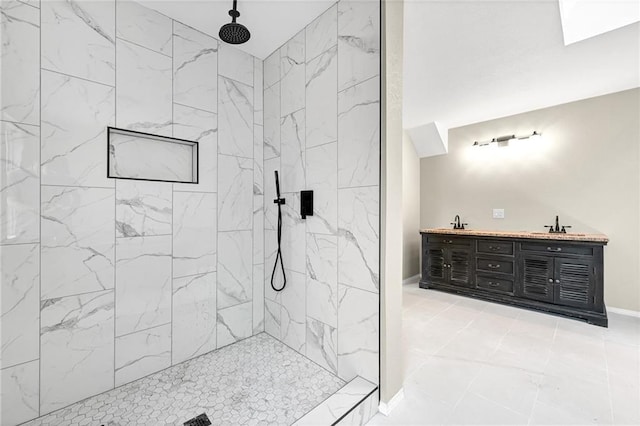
489, 246, 501, 251
488, 281, 500, 287
487, 264, 501, 269
547, 247, 562, 252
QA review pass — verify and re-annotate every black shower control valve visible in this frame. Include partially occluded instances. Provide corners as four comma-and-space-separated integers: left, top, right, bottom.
273, 198, 286, 205
300, 190, 314, 219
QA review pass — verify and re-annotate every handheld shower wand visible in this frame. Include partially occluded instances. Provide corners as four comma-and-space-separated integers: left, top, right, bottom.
271, 171, 286, 292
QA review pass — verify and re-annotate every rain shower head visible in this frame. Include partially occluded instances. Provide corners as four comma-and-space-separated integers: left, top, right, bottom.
219, 0, 251, 45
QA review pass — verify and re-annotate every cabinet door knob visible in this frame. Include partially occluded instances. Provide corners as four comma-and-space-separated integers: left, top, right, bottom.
555, 279, 560, 284
548, 278, 553, 283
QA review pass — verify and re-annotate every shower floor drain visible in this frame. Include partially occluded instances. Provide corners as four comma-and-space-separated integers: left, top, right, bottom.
184, 413, 211, 426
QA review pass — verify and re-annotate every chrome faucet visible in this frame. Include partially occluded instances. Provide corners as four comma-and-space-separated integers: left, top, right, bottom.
545, 215, 572, 234
451, 215, 467, 230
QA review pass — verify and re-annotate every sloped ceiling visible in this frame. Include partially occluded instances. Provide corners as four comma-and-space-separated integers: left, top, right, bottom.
403, 0, 640, 135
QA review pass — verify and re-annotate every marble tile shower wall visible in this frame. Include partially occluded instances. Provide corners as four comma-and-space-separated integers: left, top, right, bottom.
0, 1, 263, 424
263, 0, 380, 386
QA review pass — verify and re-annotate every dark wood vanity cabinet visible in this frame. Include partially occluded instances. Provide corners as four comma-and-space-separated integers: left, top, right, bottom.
420, 232, 607, 326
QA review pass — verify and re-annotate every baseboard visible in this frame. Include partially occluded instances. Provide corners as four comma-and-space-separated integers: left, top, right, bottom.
378, 388, 404, 416
608, 306, 640, 318
402, 274, 420, 285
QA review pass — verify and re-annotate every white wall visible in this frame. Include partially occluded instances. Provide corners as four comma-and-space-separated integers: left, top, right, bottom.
0, 1, 262, 424
420, 89, 640, 312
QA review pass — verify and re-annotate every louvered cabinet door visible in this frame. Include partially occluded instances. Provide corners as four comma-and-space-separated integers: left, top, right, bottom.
426, 245, 447, 283
554, 257, 595, 309
449, 247, 473, 288
520, 255, 554, 303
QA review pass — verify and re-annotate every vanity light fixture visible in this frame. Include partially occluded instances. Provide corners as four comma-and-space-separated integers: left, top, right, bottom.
472, 131, 541, 147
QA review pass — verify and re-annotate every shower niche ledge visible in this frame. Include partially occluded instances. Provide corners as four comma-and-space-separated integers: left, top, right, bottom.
107, 127, 198, 184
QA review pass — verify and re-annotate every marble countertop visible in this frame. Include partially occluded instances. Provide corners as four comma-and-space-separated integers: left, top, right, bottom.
420, 228, 609, 243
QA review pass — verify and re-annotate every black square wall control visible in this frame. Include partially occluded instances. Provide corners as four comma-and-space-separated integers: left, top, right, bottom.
300, 190, 314, 219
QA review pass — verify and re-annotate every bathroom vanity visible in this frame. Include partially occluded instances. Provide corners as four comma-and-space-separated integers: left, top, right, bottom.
420, 229, 609, 326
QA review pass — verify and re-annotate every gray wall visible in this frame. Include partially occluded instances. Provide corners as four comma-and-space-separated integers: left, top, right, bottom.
402, 130, 421, 279
0, 1, 262, 424
262, 0, 381, 385
420, 88, 640, 312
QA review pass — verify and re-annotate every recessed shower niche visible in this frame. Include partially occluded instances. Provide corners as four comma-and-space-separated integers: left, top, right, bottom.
107, 127, 199, 184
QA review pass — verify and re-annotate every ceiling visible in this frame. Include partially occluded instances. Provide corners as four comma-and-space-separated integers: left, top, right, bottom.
403, 0, 640, 131
139, 0, 335, 59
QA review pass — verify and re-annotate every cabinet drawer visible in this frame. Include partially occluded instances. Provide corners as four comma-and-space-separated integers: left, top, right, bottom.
477, 240, 514, 256
476, 275, 514, 294
476, 258, 514, 275
427, 235, 471, 246
520, 242, 594, 257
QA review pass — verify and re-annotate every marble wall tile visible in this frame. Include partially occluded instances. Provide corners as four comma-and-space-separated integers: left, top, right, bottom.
1, 1, 40, 125
218, 77, 253, 158
264, 82, 281, 160
217, 302, 252, 348
306, 318, 338, 374
337, 0, 380, 92
173, 104, 217, 193
115, 323, 171, 387
282, 192, 306, 274
253, 264, 264, 334
116, 0, 172, 56
306, 4, 337, 62
338, 186, 379, 293
1, 244, 39, 368
41, 186, 115, 299
281, 270, 306, 353
254, 58, 264, 125
41, 0, 115, 86
263, 157, 280, 231
172, 272, 216, 364
116, 39, 172, 136
116, 180, 172, 238
253, 194, 264, 265
17, 0, 39, 8
306, 234, 338, 328
41, 71, 115, 188
217, 231, 252, 310
281, 31, 305, 116
218, 44, 254, 86
218, 155, 252, 231
337, 285, 379, 384
264, 229, 284, 304
338, 76, 380, 188
173, 22, 218, 113
306, 142, 337, 235
0, 360, 39, 426
115, 235, 171, 336
254, 125, 264, 196
0, 121, 39, 245
306, 46, 338, 148
281, 109, 306, 193
263, 49, 280, 89
264, 298, 281, 339
173, 192, 216, 278
40, 290, 115, 414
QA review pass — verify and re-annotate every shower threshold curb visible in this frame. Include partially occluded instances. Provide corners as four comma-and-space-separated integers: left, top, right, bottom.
293, 377, 378, 425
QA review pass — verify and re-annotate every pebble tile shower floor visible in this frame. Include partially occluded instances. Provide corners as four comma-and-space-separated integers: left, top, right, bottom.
25, 333, 345, 426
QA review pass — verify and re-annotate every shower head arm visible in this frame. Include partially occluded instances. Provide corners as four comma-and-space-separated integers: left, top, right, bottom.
228, 0, 240, 21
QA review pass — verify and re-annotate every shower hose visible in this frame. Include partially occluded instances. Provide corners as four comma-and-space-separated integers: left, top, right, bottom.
271, 171, 286, 292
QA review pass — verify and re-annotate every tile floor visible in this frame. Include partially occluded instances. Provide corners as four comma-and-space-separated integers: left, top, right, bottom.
369, 280, 640, 425
24, 333, 345, 426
